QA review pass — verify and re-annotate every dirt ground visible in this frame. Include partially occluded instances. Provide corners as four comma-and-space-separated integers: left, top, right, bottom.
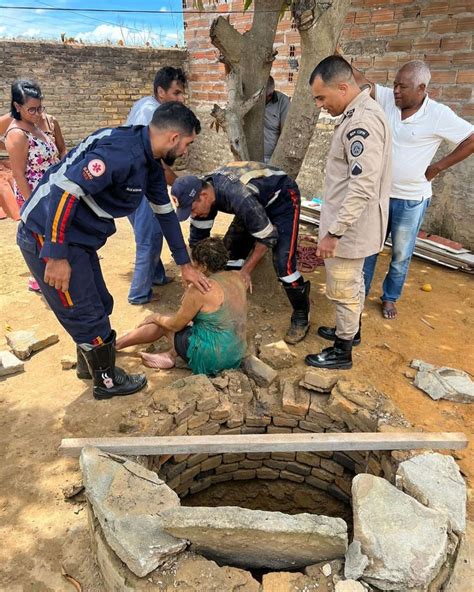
0, 214, 473, 591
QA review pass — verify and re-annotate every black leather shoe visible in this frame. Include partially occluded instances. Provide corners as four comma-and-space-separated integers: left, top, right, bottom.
317, 326, 361, 346
305, 338, 353, 370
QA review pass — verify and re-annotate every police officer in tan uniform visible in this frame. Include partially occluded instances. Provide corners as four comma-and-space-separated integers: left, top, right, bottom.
306, 56, 392, 369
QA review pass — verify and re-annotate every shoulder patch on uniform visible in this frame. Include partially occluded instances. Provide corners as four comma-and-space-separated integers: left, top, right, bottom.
351, 162, 363, 176
87, 159, 106, 177
345, 108, 355, 118
82, 166, 93, 181
347, 128, 369, 140
350, 140, 364, 157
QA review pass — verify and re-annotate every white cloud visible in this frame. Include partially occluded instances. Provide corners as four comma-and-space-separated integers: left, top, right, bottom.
0, 26, 5, 35
165, 32, 179, 40
75, 24, 126, 43
34, 8, 46, 14
23, 28, 42, 37
159, 7, 167, 11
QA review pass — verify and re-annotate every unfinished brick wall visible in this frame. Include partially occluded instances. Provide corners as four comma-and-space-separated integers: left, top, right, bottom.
184, 1, 473, 247
0, 41, 187, 147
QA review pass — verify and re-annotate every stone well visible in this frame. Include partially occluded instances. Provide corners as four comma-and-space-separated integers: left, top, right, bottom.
81, 366, 468, 592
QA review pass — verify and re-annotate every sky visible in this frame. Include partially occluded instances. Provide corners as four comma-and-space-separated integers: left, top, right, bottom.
0, 0, 185, 47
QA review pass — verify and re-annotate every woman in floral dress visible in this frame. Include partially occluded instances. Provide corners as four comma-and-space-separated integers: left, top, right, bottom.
5, 79, 66, 291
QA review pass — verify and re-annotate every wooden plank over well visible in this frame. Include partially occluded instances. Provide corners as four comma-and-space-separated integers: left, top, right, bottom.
59, 432, 468, 457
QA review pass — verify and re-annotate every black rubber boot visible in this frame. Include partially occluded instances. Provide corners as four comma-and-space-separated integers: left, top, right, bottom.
283, 281, 311, 344
76, 345, 92, 379
317, 324, 361, 346
305, 337, 353, 370
80, 331, 147, 400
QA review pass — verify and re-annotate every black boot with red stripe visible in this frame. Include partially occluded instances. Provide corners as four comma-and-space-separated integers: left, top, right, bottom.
80, 331, 147, 400
283, 280, 311, 344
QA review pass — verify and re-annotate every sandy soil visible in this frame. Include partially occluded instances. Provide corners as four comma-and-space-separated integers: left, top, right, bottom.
0, 214, 472, 591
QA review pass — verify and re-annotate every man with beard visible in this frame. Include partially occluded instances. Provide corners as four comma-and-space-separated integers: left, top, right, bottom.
17, 102, 208, 400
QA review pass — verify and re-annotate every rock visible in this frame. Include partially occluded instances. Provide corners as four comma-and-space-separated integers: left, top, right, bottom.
444, 520, 474, 592
0, 350, 24, 376
396, 453, 466, 534
281, 379, 310, 416
411, 361, 474, 403
259, 340, 294, 370
301, 368, 339, 393
352, 474, 449, 591
162, 506, 348, 570
210, 375, 229, 390
80, 446, 186, 577
61, 355, 77, 370
305, 558, 343, 579
6, 327, 59, 360
344, 540, 369, 580
335, 581, 366, 592
242, 355, 278, 387
322, 563, 332, 576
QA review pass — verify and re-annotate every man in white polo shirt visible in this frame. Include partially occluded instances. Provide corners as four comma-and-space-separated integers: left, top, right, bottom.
353, 60, 474, 320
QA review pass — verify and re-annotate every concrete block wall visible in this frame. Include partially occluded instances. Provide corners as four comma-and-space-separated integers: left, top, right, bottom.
0, 41, 187, 147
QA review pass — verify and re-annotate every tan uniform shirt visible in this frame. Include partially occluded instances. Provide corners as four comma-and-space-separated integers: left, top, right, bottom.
320, 90, 392, 259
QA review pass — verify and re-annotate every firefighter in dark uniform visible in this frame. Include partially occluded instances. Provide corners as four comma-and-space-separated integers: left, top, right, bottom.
171, 161, 310, 344
17, 102, 206, 400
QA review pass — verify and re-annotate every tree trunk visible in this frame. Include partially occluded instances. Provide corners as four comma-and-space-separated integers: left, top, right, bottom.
270, 0, 351, 179
210, 0, 283, 161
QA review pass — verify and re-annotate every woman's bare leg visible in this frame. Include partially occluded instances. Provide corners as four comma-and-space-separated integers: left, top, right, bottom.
116, 323, 166, 350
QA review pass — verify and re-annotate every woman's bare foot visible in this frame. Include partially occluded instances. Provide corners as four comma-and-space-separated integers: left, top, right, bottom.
382, 301, 398, 320
140, 351, 176, 369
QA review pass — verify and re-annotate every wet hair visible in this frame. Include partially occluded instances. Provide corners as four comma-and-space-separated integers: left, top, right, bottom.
191, 238, 229, 274
11, 79, 43, 120
150, 101, 201, 136
400, 60, 431, 89
153, 66, 187, 95
309, 56, 355, 86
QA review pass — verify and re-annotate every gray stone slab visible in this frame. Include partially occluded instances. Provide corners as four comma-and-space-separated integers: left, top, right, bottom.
352, 474, 449, 591
411, 360, 474, 403
6, 327, 59, 360
0, 350, 24, 376
344, 540, 369, 581
161, 505, 347, 570
80, 446, 186, 577
397, 453, 466, 534
444, 520, 474, 592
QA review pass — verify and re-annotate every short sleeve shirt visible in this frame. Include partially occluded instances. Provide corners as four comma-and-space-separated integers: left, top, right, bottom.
376, 84, 474, 200
126, 96, 161, 126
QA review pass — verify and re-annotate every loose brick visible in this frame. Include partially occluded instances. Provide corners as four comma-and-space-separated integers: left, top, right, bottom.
187, 411, 210, 430
273, 415, 299, 427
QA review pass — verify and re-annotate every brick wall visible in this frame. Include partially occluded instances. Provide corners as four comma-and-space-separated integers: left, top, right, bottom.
0, 41, 187, 147
184, 0, 474, 248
